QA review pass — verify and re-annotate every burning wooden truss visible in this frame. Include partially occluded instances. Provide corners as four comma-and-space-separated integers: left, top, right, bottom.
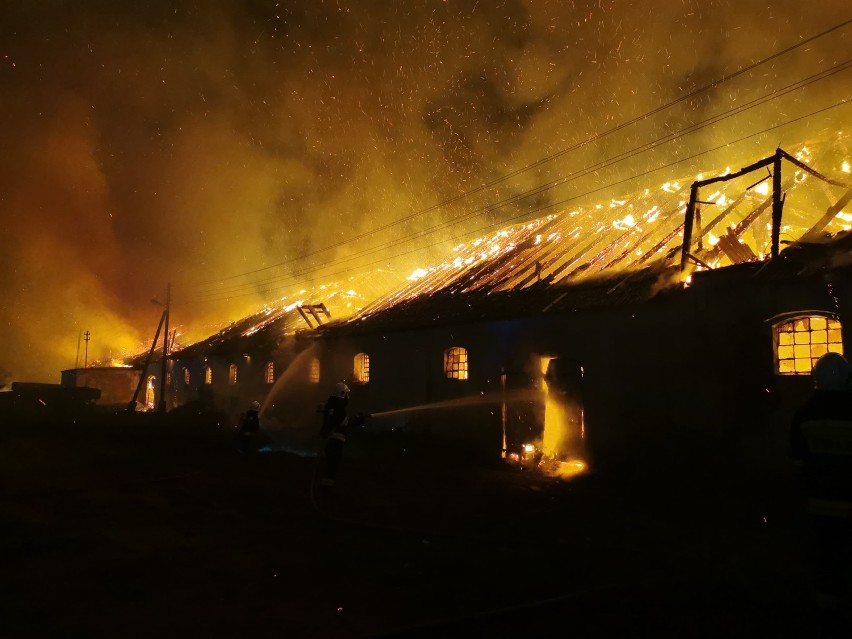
355, 144, 852, 321
680, 148, 852, 271
297, 303, 331, 329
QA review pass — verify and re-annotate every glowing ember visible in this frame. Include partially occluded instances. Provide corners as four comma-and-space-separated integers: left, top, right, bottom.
407, 268, 429, 281
550, 459, 588, 479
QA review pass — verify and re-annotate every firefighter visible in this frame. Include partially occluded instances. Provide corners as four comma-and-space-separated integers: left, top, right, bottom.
238, 400, 261, 453
790, 352, 852, 629
318, 382, 353, 490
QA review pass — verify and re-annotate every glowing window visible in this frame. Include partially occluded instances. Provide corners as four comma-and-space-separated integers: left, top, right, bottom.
166, 372, 171, 387
774, 315, 844, 375
444, 347, 469, 380
145, 375, 156, 409
265, 362, 274, 384
310, 358, 320, 384
183, 368, 190, 385
229, 363, 238, 385
354, 353, 370, 383
204, 366, 212, 384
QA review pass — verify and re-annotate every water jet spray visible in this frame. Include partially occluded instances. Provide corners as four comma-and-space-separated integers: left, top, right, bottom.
369, 388, 542, 418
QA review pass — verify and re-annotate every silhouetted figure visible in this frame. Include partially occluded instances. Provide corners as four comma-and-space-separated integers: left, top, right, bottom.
238, 401, 261, 453
790, 352, 852, 634
319, 382, 354, 490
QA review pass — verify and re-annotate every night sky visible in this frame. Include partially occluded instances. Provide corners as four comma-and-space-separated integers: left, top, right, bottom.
1, 1, 849, 383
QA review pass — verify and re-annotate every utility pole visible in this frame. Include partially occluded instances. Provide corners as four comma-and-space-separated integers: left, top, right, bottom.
158, 283, 171, 413
75, 330, 82, 369
83, 330, 91, 368
128, 310, 166, 411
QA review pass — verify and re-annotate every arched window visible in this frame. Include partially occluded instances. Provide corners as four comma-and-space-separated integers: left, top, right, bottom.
183, 368, 190, 385
204, 366, 212, 384
353, 353, 370, 384
310, 358, 321, 384
229, 363, 238, 385
444, 347, 469, 380
774, 314, 843, 375
265, 362, 275, 384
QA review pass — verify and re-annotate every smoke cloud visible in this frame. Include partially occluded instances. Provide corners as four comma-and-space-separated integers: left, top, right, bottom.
1, 0, 849, 381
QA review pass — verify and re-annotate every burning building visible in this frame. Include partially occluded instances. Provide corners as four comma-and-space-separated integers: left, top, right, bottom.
146, 143, 851, 471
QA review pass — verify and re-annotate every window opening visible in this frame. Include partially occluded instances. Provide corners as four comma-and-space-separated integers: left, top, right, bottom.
774, 314, 843, 375
354, 353, 370, 383
265, 362, 274, 384
444, 347, 469, 380
204, 366, 212, 385
310, 358, 321, 384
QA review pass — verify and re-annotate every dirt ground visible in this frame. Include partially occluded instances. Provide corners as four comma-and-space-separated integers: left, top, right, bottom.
0, 409, 841, 638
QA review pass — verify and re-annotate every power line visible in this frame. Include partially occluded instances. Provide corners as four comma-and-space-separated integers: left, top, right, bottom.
187, 64, 852, 301
188, 86, 851, 302
191, 18, 852, 290
182, 97, 852, 305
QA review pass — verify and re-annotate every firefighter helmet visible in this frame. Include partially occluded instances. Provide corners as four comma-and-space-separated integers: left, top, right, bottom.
250, 400, 261, 410
334, 382, 350, 398
812, 352, 851, 391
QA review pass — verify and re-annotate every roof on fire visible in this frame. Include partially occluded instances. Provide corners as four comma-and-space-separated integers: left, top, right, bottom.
170, 143, 852, 356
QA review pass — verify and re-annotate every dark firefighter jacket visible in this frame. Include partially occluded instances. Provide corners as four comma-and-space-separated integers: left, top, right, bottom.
321, 395, 349, 443
240, 409, 260, 434
790, 389, 852, 518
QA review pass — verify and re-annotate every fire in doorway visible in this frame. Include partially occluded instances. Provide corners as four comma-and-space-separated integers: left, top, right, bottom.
505, 356, 588, 479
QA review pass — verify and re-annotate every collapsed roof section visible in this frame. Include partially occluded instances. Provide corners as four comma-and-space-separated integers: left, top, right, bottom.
680, 147, 852, 272
350, 142, 852, 324
169, 271, 399, 359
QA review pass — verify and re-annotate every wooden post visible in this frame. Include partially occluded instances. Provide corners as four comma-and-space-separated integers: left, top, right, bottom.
128, 310, 166, 411
771, 150, 783, 259
680, 183, 699, 271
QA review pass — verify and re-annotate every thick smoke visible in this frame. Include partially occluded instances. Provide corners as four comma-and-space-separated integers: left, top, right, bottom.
0, 0, 848, 382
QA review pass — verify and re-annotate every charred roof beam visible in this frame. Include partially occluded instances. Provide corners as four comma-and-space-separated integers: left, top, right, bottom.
681, 151, 779, 271
800, 189, 852, 242
697, 176, 794, 267
297, 303, 331, 329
